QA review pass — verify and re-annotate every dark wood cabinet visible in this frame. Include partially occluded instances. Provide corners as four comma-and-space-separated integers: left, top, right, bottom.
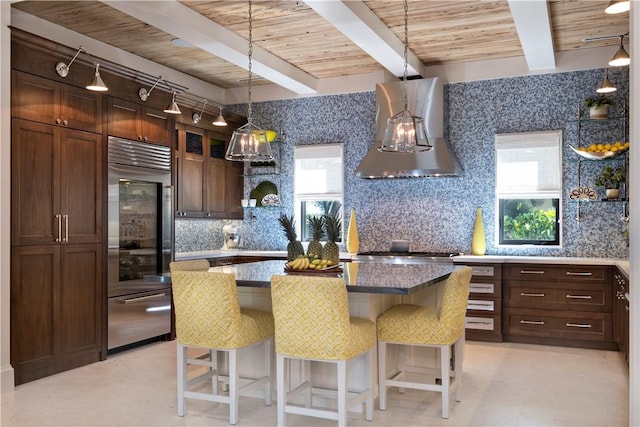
613, 268, 629, 366
461, 263, 503, 342
11, 119, 102, 246
12, 71, 103, 134
11, 113, 104, 384
11, 243, 103, 385
175, 123, 242, 219
107, 97, 172, 146
503, 263, 615, 350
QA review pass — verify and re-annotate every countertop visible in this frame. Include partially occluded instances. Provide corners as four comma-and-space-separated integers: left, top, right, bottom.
454, 255, 630, 278
187, 259, 461, 295
175, 250, 630, 278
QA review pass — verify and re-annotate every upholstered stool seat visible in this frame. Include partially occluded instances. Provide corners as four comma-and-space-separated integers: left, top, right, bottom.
171, 270, 274, 425
270, 274, 376, 427
377, 266, 472, 419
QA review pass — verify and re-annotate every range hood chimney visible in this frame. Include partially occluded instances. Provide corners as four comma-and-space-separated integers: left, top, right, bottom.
355, 78, 461, 179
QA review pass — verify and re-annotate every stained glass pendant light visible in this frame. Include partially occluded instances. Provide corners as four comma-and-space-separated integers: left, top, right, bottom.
379, 0, 432, 153
225, 0, 273, 162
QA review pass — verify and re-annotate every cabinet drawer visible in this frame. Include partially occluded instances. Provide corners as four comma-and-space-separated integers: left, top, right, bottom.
467, 297, 501, 314
504, 308, 612, 342
469, 280, 501, 298
504, 264, 608, 283
465, 314, 502, 342
505, 286, 608, 312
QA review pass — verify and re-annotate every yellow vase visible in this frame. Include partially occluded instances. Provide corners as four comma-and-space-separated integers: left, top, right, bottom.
346, 209, 360, 254
471, 207, 486, 256
345, 262, 359, 286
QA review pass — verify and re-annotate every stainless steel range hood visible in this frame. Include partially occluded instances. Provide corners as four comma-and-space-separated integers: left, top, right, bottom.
355, 78, 461, 179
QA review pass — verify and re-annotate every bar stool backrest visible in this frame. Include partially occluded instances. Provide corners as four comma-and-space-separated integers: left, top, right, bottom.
171, 271, 242, 349
436, 267, 472, 343
271, 275, 352, 360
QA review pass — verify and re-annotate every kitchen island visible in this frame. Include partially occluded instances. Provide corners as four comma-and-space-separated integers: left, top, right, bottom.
174, 260, 461, 404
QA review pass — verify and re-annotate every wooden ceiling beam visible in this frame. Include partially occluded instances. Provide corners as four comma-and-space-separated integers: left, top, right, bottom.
304, 0, 426, 78
101, 0, 318, 94
508, 0, 556, 70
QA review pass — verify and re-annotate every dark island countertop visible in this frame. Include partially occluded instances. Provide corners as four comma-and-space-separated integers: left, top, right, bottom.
209, 260, 460, 295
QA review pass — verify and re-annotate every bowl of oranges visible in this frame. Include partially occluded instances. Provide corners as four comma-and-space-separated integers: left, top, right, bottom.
570, 141, 630, 160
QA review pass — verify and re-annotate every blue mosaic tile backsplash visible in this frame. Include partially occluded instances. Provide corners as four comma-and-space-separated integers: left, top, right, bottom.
176, 67, 629, 258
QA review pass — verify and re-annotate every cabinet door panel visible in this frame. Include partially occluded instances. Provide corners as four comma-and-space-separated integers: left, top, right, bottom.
107, 97, 141, 140
59, 84, 102, 133
11, 119, 59, 245
11, 71, 59, 124
59, 129, 103, 243
181, 157, 205, 213
59, 244, 103, 355
207, 158, 227, 216
142, 107, 171, 146
227, 161, 244, 219
11, 245, 59, 385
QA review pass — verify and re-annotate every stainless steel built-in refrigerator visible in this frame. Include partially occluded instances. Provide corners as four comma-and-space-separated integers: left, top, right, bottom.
107, 136, 173, 350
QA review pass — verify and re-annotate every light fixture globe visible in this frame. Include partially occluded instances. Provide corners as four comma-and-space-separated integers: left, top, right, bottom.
378, 0, 431, 154
596, 69, 617, 93
605, 0, 630, 14
86, 63, 108, 92
608, 41, 630, 67
226, 122, 273, 161
379, 110, 432, 152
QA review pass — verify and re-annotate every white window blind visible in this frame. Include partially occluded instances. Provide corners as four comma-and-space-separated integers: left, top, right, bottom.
294, 144, 343, 198
496, 131, 562, 196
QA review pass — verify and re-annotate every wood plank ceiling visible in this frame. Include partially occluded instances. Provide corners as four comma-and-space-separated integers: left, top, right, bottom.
12, 0, 630, 93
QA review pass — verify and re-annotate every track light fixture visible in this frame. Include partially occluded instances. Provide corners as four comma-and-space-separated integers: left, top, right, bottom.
608, 34, 630, 67
192, 99, 208, 123
139, 76, 182, 115
86, 63, 108, 92
213, 107, 227, 127
596, 69, 617, 94
55, 46, 108, 92
605, 0, 630, 14
164, 91, 182, 115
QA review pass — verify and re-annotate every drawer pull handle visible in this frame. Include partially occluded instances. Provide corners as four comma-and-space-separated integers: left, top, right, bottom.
565, 323, 592, 328
520, 320, 545, 325
121, 293, 166, 304
566, 272, 592, 276
520, 270, 545, 274
520, 292, 545, 297
566, 294, 592, 299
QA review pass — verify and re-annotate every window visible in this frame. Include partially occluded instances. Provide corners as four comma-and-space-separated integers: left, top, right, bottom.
294, 144, 344, 242
495, 131, 562, 246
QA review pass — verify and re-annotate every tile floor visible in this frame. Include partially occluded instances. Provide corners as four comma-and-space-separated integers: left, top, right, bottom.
1, 340, 629, 427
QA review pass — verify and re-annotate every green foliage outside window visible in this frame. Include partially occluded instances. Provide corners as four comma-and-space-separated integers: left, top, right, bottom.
502, 200, 557, 241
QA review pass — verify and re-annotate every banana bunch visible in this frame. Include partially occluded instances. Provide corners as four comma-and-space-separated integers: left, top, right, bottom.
286, 255, 310, 270
287, 255, 339, 270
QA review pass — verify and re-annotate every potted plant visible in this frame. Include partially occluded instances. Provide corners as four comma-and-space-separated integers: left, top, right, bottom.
594, 165, 625, 199
584, 96, 612, 119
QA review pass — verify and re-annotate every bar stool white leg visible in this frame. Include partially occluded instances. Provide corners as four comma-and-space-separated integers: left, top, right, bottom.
377, 340, 387, 411
229, 349, 239, 425
177, 343, 187, 417
277, 353, 286, 427
440, 345, 450, 419
337, 360, 347, 427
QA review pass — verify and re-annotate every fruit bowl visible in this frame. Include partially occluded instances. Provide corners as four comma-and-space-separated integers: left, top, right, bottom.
570, 145, 628, 160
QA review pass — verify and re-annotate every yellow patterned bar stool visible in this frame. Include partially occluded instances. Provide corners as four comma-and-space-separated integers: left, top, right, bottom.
376, 267, 472, 419
270, 275, 376, 427
171, 271, 274, 425
169, 259, 211, 271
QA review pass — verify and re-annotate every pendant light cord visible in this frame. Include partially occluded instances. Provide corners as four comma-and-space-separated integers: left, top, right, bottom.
402, 0, 409, 111
247, 0, 254, 125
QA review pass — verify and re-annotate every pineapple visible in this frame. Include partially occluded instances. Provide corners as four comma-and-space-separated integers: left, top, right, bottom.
322, 214, 341, 264
306, 216, 324, 258
278, 214, 305, 261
